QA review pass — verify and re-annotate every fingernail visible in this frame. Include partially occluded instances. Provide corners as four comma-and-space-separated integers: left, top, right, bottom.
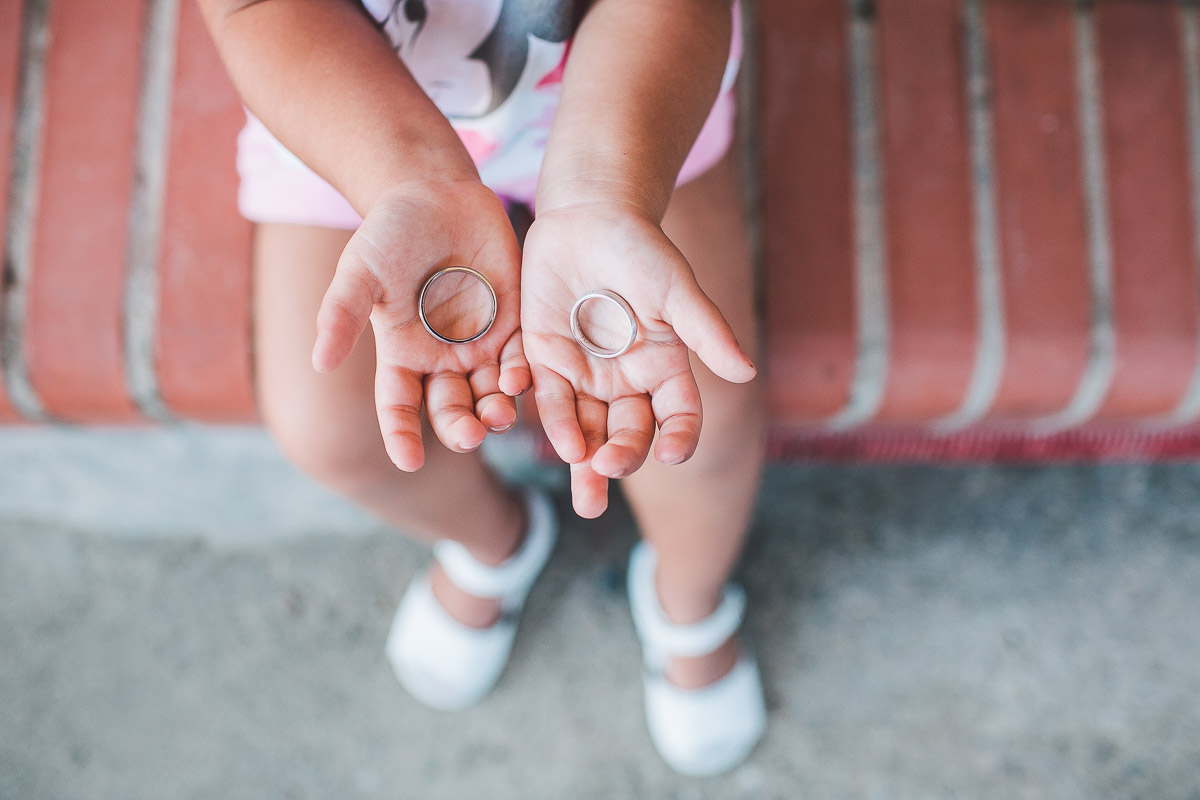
487, 422, 516, 434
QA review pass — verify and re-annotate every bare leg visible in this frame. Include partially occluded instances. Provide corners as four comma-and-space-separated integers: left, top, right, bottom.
620, 153, 766, 688
254, 223, 523, 627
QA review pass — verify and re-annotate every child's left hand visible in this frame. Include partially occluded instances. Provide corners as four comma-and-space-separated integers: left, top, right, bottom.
521, 201, 756, 518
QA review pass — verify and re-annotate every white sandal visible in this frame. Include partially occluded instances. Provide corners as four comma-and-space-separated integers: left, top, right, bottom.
385, 488, 557, 711
628, 542, 766, 777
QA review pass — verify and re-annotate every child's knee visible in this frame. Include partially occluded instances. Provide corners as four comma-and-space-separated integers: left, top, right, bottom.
261, 391, 388, 493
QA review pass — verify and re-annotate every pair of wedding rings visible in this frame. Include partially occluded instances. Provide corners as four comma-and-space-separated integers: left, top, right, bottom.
418, 267, 638, 359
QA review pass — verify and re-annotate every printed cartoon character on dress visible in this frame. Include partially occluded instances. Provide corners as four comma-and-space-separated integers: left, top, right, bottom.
362, 0, 582, 201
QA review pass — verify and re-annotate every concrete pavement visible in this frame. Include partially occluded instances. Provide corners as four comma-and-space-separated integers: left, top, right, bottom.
1, 426, 1198, 799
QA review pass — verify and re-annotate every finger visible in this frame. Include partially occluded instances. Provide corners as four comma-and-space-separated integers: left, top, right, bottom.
532, 367, 586, 464
498, 329, 531, 397
374, 365, 426, 472
425, 371, 488, 453
570, 394, 610, 518
649, 371, 704, 466
469, 363, 518, 434
313, 254, 381, 373
591, 394, 655, 479
662, 270, 757, 384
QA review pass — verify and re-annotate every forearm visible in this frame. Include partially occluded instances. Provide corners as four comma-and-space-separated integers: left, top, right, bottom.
198, 0, 477, 213
536, 0, 733, 220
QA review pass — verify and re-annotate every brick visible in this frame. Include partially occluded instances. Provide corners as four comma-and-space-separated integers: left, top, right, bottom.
156, 0, 257, 422
873, 0, 979, 422
1094, 2, 1200, 419
759, 0, 857, 424
984, 0, 1093, 419
25, 0, 144, 421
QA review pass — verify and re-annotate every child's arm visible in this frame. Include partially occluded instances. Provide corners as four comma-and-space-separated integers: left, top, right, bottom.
198, 0, 475, 208
536, 0, 735, 220
199, 0, 531, 472
522, 0, 756, 517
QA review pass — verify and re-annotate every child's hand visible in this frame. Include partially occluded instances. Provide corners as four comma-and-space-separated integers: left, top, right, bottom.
521, 201, 756, 518
313, 179, 529, 472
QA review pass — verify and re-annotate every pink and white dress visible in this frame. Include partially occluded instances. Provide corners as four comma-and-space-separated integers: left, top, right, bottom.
236, 0, 742, 229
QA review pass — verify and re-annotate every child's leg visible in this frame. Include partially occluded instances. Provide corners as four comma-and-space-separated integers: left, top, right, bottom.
619, 152, 766, 688
253, 222, 525, 627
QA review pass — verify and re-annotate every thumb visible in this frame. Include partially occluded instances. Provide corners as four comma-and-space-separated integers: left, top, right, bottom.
312, 248, 381, 373
662, 267, 756, 384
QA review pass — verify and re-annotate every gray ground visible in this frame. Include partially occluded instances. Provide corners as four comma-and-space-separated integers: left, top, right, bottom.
1, 426, 1198, 799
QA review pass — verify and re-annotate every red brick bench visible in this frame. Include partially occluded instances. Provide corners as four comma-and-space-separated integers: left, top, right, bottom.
5, 0, 1200, 461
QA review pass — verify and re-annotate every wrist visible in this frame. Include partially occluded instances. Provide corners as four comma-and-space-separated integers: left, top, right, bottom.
535, 168, 670, 222
353, 140, 481, 214
363, 173, 494, 216
534, 0, 734, 221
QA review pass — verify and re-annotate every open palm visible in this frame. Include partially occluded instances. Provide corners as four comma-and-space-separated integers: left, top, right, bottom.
312, 180, 529, 471
521, 203, 756, 517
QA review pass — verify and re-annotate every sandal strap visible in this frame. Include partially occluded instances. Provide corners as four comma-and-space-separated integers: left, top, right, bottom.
629, 542, 746, 659
433, 488, 555, 601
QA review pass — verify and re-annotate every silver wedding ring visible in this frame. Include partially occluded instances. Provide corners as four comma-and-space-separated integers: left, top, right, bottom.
418, 266, 497, 344
570, 290, 639, 359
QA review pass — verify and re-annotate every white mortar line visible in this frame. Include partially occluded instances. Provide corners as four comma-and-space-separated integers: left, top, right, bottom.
827, 0, 889, 431
934, 0, 1007, 433
1029, 2, 1115, 434
1, 0, 49, 421
124, 0, 177, 422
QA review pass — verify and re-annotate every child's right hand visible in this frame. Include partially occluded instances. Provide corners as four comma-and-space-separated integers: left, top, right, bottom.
310, 179, 529, 472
